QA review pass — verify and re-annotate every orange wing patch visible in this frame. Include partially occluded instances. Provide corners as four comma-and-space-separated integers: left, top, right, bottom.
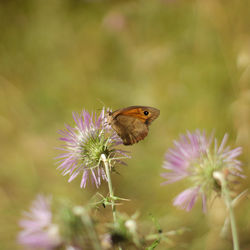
119, 108, 148, 123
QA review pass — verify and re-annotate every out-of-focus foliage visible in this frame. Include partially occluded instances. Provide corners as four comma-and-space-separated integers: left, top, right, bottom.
0, 0, 249, 249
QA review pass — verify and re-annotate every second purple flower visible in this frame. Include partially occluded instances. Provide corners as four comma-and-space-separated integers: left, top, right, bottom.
161, 130, 243, 212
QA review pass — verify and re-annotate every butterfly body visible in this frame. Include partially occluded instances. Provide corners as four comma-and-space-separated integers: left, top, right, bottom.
107, 106, 160, 145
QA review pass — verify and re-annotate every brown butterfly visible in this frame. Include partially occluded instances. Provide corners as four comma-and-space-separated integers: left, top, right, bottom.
107, 106, 160, 145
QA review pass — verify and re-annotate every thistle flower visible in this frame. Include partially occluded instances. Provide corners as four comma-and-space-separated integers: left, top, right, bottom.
56, 108, 129, 188
18, 195, 61, 249
161, 130, 243, 212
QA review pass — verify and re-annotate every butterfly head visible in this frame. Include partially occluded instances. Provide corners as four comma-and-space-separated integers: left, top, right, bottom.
106, 109, 113, 125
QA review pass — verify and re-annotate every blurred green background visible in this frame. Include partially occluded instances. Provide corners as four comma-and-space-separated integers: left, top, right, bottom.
0, 0, 250, 249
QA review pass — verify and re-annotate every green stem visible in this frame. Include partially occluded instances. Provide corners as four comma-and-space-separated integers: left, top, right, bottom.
221, 177, 240, 250
101, 154, 122, 250
101, 154, 117, 222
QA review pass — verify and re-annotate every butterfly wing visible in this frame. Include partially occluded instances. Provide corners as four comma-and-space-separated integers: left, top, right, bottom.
111, 106, 160, 125
112, 115, 148, 145
108, 106, 160, 145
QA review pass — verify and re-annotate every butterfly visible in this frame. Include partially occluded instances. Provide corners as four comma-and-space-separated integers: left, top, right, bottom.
107, 106, 160, 145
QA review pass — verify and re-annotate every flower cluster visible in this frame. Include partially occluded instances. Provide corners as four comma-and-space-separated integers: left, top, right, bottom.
56, 109, 129, 188
161, 130, 243, 212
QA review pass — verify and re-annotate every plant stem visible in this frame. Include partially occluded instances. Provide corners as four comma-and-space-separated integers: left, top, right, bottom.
101, 154, 117, 222
101, 154, 123, 250
221, 177, 240, 250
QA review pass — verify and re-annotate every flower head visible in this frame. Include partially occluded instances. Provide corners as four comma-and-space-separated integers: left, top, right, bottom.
56, 108, 129, 188
161, 130, 243, 212
18, 195, 61, 249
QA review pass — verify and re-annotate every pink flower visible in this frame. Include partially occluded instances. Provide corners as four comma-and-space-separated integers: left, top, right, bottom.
162, 130, 243, 212
56, 109, 129, 188
18, 195, 61, 249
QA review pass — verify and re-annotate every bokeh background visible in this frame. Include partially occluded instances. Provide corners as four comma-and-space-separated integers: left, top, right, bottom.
0, 0, 250, 249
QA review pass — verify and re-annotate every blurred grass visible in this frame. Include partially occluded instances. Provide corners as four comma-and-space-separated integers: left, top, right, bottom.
0, 0, 250, 249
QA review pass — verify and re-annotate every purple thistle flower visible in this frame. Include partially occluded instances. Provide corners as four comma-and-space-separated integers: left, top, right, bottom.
161, 130, 243, 212
18, 195, 61, 249
56, 108, 129, 188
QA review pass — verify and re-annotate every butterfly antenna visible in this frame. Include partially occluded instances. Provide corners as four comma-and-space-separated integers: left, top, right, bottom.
95, 98, 113, 116
96, 98, 106, 109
